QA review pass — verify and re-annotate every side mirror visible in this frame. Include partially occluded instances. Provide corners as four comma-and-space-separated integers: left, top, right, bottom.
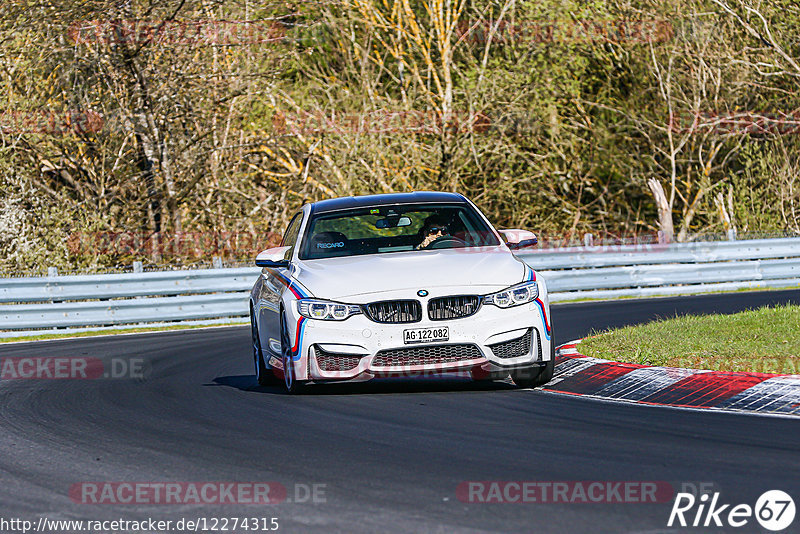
498, 229, 538, 250
255, 246, 291, 268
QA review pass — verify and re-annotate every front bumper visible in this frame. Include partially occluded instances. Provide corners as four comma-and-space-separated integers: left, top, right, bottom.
275, 299, 553, 382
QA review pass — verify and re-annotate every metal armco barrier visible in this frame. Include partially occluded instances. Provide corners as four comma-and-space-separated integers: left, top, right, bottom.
0, 268, 259, 332
1, 237, 800, 332
520, 237, 800, 301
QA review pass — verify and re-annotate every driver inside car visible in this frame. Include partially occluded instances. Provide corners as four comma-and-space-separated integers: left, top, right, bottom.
416, 216, 450, 250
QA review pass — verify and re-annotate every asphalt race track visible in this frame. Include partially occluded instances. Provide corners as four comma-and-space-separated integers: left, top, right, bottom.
1, 290, 800, 533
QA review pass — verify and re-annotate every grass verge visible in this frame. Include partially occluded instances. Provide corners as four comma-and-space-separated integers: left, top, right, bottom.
577, 304, 800, 374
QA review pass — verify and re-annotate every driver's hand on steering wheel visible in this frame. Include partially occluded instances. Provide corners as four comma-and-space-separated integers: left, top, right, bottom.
416, 227, 446, 250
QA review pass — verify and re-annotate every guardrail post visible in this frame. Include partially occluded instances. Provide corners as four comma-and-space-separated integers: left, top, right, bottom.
583, 233, 594, 247
47, 267, 58, 277
727, 228, 737, 241
212, 256, 223, 269
132, 261, 143, 273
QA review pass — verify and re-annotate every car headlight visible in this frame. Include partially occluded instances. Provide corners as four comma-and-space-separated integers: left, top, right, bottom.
297, 299, 362, 321
484, 281, 539, 308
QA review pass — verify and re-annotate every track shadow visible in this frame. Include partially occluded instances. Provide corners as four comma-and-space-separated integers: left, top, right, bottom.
208, 374, 518, 395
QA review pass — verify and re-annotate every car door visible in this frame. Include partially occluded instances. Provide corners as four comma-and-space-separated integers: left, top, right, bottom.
258, 212, 303, 354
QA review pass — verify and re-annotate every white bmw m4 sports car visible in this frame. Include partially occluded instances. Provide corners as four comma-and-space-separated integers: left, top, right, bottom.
249, 192, 553, 393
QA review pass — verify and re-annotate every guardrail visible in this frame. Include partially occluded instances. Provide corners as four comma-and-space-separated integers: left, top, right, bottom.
2, 237, 799, 333
523, 237, 800, 301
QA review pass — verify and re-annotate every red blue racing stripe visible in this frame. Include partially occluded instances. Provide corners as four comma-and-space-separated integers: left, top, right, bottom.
265, 268, 310, 299
525, 264, 551, 340
265, 268, 310, 359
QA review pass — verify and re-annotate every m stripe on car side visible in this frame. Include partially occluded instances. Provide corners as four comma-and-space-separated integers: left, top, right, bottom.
265, 268, 310, 360
265, 268, 311, 299
291, 317, 307, 358
525, 264, 552, 340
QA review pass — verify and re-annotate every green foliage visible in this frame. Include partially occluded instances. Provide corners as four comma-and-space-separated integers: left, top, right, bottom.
1, 0, 799, 272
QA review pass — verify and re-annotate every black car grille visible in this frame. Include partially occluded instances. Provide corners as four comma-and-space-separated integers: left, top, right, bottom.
365, 300, 422, 323
372, 344, 483, 367
488, 329, 537, 359
314, 347, 362, 372
428, 295, 481, 320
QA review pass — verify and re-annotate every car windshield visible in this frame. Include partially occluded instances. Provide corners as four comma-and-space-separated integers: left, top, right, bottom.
299, 203, 500, 260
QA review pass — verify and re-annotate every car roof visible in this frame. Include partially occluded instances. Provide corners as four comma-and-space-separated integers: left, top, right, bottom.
310, 192, 468, 214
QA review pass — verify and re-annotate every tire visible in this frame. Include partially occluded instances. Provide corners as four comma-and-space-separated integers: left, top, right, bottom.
251, 306, 277, 386
280, 311, 306, 394
512, 357, 554, 388
512, 329, 555, 388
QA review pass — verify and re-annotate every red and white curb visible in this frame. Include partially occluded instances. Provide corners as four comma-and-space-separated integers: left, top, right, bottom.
545, 342, 800, 416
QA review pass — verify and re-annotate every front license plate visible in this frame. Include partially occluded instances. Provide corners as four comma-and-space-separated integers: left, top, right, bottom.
403, 326, 449, 344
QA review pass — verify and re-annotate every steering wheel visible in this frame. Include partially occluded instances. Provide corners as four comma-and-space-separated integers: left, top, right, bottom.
427, 235, 468, 250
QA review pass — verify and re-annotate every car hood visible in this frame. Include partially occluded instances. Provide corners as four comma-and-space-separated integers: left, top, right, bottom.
292, 247, 527, 300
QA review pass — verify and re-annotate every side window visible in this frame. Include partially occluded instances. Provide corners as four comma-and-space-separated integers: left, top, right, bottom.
281, 213, 303, 260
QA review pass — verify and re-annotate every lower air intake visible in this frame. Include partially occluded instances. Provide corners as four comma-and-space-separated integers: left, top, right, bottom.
372, 344, 482, 367
487, 329, 537, 359
315, 347, 362, 372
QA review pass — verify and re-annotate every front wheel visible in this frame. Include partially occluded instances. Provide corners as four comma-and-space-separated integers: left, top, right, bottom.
251, 308, 277, 386
280, 312, 306, 394
512, 331, 556, 388
511, 357, 554, 388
